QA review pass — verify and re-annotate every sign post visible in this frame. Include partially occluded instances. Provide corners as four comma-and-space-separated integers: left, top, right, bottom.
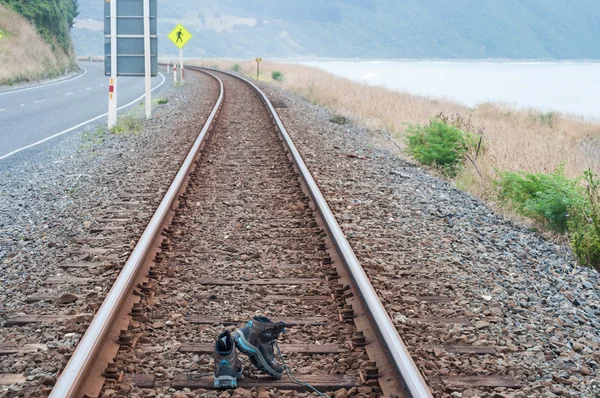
168, 24, 192, 84
180, 48, 184, 83
105, 0, 158, 126
255, 58, 262, 80
143, 0, 151, 119
108, 0, 117, 129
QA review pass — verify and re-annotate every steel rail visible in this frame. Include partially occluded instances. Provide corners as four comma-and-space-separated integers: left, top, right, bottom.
49, 70, 224, 398
201, 67, 433, 398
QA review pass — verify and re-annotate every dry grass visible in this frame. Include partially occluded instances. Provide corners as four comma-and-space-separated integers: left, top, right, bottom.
0, 4, 73, 85
188, 59, 600, 202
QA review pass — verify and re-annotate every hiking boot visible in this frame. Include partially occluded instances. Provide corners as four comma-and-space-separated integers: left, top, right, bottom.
233, 316, 287, 379
213, 330, 243, 389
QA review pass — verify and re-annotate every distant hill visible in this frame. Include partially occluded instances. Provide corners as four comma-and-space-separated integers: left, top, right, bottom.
0, 2, 77, 85
73, 0, 600, 59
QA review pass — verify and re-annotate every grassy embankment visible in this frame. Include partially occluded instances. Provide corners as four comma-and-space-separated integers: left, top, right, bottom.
0, 3, 76, 85
189, 59, 600, 269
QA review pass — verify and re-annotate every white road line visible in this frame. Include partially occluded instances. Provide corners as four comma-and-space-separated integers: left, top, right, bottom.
86, 87, 92, 90
20, 104, 25, 107
0, 68, 88, 96
0, 109, 5, 112
65, 92, 74, 96
34, 99, 47, 104
100, 84, 105, 86
0, 72, 166, 161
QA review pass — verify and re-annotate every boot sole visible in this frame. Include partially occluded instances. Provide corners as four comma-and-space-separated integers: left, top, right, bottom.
214, 375, 237, 389
233, 331, 282, 379
214, 367, 243, 389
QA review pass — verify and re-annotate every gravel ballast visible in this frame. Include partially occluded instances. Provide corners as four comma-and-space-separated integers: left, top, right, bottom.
1, 67, 599, 398
0, 70, 220, 397
257, 81, 600, 397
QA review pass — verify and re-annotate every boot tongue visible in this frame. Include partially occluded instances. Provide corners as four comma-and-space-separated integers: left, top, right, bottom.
216, 335, 229, 352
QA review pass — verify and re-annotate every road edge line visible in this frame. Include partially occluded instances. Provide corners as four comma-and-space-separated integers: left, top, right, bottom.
0, 72, 166, 161
0, 68, 89, 96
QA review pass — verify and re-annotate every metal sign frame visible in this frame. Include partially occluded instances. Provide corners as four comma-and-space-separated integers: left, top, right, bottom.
104, 0, 158, 76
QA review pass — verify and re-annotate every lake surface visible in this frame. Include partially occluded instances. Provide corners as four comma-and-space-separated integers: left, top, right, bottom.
300, 61, 600, 120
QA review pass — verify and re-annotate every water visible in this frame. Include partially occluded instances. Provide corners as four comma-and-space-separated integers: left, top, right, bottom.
300, 61, 600, 120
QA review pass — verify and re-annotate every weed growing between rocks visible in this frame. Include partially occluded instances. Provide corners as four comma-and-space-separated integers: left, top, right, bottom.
111, 113, 142, 135
157, 98, 169, 105
80, 112, 143, 152
330, 114, 350, 125
80, 125, 107, 151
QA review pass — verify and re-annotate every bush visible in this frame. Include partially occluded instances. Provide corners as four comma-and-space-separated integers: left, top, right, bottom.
405, 119, 477, 177
568, 170, 600, 269
157, 98, 168, 105
231, 64, 240, 72
1, 0, 79, 51
272, 71, 284, 81
495, 167, 584, 232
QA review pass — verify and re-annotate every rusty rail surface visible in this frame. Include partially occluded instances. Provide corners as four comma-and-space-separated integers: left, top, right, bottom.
50, 67, 432, 397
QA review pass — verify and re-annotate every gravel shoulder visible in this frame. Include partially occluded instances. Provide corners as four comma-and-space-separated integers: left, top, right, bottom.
0, 71, 219, 397
257, 81, 600, 397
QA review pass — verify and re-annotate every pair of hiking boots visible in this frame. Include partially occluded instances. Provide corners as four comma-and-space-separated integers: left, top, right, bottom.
213, 316, 287, 389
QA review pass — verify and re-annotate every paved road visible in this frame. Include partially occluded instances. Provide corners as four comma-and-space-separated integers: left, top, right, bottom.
0, 61, 165, 159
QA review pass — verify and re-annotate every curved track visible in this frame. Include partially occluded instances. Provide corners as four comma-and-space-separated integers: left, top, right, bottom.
46, 68, 431, 397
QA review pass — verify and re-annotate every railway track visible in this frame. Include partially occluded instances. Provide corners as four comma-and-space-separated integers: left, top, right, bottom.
41, 69, 430, 397
0, 66, 529, 398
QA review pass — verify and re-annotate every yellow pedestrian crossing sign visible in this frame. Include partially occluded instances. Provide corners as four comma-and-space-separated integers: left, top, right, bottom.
169, 24, 192, 49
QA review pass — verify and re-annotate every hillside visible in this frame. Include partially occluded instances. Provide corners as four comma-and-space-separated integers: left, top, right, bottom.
0, 0, 78, 85
72, 0, 600, 59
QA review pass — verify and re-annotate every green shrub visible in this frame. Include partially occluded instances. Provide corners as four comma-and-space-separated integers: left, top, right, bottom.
272, 71, 284, 81
405, 119, 477, 177
157, 98, 168, 105
568, 170, 600, 269
231, 64, 241, 72
495, 166, 585, 233
1, 0, 79, 51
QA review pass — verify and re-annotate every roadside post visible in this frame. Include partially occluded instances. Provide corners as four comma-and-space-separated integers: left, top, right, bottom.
108, 0, 117, 128
105, 0, 158, 126
174, 64, 178, 83
168, 24, 192, 84
255, 57, 262, 80
143, 0, 151, 119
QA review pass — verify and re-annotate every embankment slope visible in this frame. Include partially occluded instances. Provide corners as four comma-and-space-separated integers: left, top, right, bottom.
0, 4, 74, 85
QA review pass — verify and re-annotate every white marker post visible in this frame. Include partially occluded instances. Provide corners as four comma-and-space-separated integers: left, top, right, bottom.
108, 0, 118, 129
174, 64, 178, 84
179, 48, 184, 84
143, 0, 151, 119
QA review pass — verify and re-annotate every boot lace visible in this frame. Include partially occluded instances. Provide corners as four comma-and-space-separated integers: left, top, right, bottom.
274, 341, 331, 397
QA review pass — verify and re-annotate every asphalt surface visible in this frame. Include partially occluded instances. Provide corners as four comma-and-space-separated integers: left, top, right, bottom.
0, 61, 164, 159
